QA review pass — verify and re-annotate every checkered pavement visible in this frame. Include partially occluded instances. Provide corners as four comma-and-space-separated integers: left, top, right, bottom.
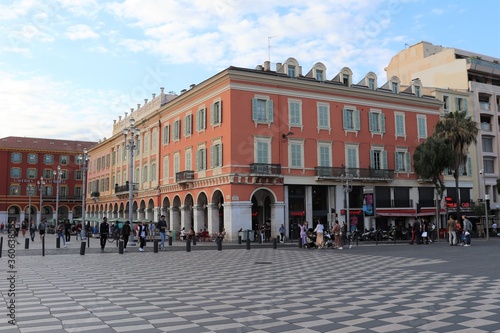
2, 242, 500, 332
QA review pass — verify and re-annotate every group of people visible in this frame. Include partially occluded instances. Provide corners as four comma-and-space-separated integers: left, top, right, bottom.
447, 215, 473, 246
409, 218, 436, 245
299, 220, 346, 249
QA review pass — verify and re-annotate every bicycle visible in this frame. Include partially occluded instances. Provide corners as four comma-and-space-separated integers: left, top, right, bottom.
107, 228, 121, 244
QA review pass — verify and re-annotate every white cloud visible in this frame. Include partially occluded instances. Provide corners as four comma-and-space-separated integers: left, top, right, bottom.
64, 24, 99, 40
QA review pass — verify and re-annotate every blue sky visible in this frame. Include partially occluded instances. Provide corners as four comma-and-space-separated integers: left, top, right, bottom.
1, 0, 499, 142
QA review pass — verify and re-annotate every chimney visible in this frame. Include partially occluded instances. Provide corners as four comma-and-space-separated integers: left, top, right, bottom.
152, 93, 156, 99
125, 112, 128, 118
137, 103, 140, 110
298, 66, 302, 76
264, 61, 270, 71
119, 116, 122, 121
113, 119, 116, 125
144, 98, 148, 105
276, 62, 282, 72
160, 87, 165, 94
130, 108, 134, 113
190, 84, 196, 89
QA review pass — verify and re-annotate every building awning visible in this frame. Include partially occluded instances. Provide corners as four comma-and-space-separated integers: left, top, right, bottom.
376, 208, 438, 217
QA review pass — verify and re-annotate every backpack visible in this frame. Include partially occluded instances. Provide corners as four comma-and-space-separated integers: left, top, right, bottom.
465, 220, 472, 232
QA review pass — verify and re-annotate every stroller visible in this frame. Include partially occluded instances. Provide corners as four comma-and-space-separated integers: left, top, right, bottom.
303, 228, 317, 248
323, 231, 333, 249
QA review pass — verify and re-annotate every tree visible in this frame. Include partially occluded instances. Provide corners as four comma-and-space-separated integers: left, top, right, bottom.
413, 135, 455, 228
434, 110, 479, 219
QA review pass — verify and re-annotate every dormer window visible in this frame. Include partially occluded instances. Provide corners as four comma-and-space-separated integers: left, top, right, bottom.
343, 74, 350, 86
288, 65, 295, 77
368, 78, 375, 90
392, 81, 399, 93
414, 85, 421, 97
316, 70, 323, 81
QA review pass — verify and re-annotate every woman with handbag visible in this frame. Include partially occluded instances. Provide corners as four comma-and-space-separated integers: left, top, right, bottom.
421, 219, 429, 244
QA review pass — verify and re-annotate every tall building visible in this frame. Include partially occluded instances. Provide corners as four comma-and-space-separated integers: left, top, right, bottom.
386, 41, 500, 219
86, 58, 444, 241
0, 137, 96, 226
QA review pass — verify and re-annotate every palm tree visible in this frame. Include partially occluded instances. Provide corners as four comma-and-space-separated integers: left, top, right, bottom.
434, 110, 478, 219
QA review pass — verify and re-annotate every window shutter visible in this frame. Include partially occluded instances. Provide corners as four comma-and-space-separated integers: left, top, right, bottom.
381, 114, 386, 133
219, 101, 222, 124
370, 149, 375, 168
467, 156, 472, 176
202, 148, 206, 169
369, 112, 375, 132
210, 145, 214, 168
405, 152, 411, 172
267, 100, 274, 122
455, 97, 460, 111
464, 99, 469, 114
210, 103, 214, 125
219, 143, 223, 167
196, 150, 200, 171
251, 98, 257, 121
354, 109, 360, 130
196, 110, 201, 131
342, 109, 348, 129
381, 150, 387, 169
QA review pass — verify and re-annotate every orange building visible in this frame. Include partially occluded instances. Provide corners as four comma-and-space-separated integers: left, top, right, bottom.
0, 137, 95, 226
86, 58, 442, 240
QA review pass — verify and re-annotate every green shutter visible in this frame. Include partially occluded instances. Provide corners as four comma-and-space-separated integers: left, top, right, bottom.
267, 100, 274, 122
342, 109, 348, 129
381, 114, 386, 133
381, 150, 387, 169
210, 104, 215, 125
354, 109, 360, 130
405, 152, 411, 172
219, 143, 222, 166
369, 112, 375, 132
252, 98, 257, 121
370, 149, 375, 168
210, 145, 214, 168
219, 101, 222, 124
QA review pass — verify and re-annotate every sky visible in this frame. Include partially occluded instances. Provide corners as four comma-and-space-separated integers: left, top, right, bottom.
1, 0, 499, 143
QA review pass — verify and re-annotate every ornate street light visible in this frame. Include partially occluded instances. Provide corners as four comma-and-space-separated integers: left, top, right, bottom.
480, 169, 489, 240
78, 149, 90, 239
341, 166, 353, 234
37, 177, 46, 224
124, 117, 140, 245
53, 165, 63, 225
27, 184, 35, 225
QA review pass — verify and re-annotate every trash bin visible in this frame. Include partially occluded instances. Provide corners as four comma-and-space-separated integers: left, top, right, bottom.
247, 229, 255, 242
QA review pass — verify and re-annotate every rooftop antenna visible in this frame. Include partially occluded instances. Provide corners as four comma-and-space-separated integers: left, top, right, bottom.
268, 36, 277, 62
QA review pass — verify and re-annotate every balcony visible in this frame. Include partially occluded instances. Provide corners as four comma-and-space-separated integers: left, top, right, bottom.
480, 101, 491, 111
249, 163, 282, 175
176, 170, 194, 183
114, 183, 137, 195
315, 167, 394, 181
480, 122, 492, 131
90, 191, 100, 198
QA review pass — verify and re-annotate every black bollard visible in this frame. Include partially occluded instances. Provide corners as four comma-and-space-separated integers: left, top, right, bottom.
168, 235, 173, 246
298, 237, 302, 248
259, 235, 262, 244
42, 235, 45, 256
119, 240, 124, 254
80, 241, 86, 255
154, 240, 159, 253
186, 239, 191, 252
246, 237, 250, 250
25, 238, 29, 249
217, 238, 222, 251
238, 235, 242, 244
192, 236, 196, 246
56, 236, 60, 249
87, 235, 90, 248
0, 236, 3, 258
273, 237, 277, 249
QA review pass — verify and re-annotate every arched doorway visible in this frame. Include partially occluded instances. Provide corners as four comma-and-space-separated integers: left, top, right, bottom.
211, 190, 224, 233
195, 192, 208, 233
250, 188, 278, 241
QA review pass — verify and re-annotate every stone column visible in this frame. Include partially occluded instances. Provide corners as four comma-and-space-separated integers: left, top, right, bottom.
271, 202, 285, 239
169, 206, 180, 234
193, 205, 205, 233
207, 203, 219, 235
222, 201, 252, 241
305, 185, 313, 224
153, 207, 161, 222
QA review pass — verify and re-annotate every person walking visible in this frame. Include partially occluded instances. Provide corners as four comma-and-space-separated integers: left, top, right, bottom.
84, 222, 91, 239
332, 220, 342, 249
38, 219, 47, 241
279, 224, 286, 243
149, 221, 156, 242
56, 222, 67, 248
21, 220, 27, 237
14, 220, 21, 238
29, 220, 37, 242
121, 221, 131, 252
64, 220, 72, 244
75, 222, 82, 241
157, 215, 167, 250
99, 217, 109, 252
300, 221, 308, 246
447, 215, 457, 246
137, 221, 148, 252
410, 218, 421, 244
462, 215, 473, 247
314, 220, 324, 249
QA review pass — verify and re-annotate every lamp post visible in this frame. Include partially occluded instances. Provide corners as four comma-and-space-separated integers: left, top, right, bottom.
53, 165, 63, 225
124, 117, 140, 245
341, 166, 353, 234
78, 149, 90, 239
481, 169, 489, 241
37, 177, 46, 224
27, 184, 35, 225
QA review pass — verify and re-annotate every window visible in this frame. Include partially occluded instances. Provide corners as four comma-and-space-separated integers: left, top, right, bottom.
135, 167, 140, 184
10, 185, 21, 195
414, 85, 421, 97
254, 138, 271, 164
483, 158, 495, 174
44, 154, 54, 164
174, 153, 180, 175
417, 115, 427, 139
395, 149, 411, 172
316, 70, 323, 81
60, 186, 68, 198
289, 141, 304, 168
184, 114, 192, 137
443, 95, 450, 111
151, 163, 156, 181
456, 97, 468, 113
144, 133, 150, 152
211, 142, 223, 168
185, 149, 192, 171
370, 148, 388, 169
163, 124, 170, 144
458, 156, 472, 176
61, 169, 69, 180
289, 100, 302, 126
343, 74, 350, 86
44, 186, 53, 196
60, 155, 69, 165
395, 113, 406, 137
482, 137, 493, 152
163, 155, 169, 183
11, 153, 21, 163
369, 110, 386, 134
27, 169, 37, 179
10, 168, 21, 178
288, 65, 295, 77
152, 132, 158, 150
43, 169, 53, 179
317, 143, 332, 167
346, 145, 359, 169
252, 97, 274, 123
211, 101, 222, 125
196, 147, 207, 171
197, 107, 207, 131
142, 165, 148, 182
74, 170, 83, 180
173, 120, 181, 140
28, 153, 37, 164
342, 108, 360, 131
392, 81, 399, 93
368, 78, 375, 90
74, 186, 82, 197
317, 104, 330, 130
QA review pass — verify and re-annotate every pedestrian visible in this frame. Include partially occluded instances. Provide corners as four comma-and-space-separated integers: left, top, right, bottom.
75, 222, 82, 241
340, 221, 347, 247
492, 222, 498, 236
157, 215, 167, 250
447, 215, 457, 246
10, 221, 21, 244
56, 222, 67, 248
149, 221, 155, 242
462, 215, 473, 247
137, 221, 148, 252
332, 220, 342, 249
29, 220, 37, 242
421, 219, 429, 244
100, 217, 109, 252
14, 219, 21, 237
38, 219, 47, 240
121, 221, 131, 252
410, 218, 421, 244
260, 225, 265, 242
279, 224, 286, 243
300, 221, 308, 246
314, 220, 324, 249
84, 221, 91, 239
0, 222, 4, 233
21, 220, 27, 237
455, 219, 463, 245
64, 220, 72, 244
180, 227, 186, 241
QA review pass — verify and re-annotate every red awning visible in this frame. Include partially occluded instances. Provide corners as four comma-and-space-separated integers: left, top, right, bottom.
376, 208, 437, 217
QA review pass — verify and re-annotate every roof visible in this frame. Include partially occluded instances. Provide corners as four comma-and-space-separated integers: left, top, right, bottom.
0, 136, 96, 152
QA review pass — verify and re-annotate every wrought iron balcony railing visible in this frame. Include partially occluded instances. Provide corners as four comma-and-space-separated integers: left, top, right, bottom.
249, 163, 281, 175
176, 170, 194, 183
315, 166, 394, 181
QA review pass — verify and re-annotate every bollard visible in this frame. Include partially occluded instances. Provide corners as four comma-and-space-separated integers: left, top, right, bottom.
246, 237, 250, 250
42, 235, 45, 256
119, 240, 124, 254
259, 235, 262, 244
186, 239, 191, 252
217, 238, 222, 251
273, 237, 277, 249
25, 238, 30, 249
238, 235, 242, 244
80, 241, 86, 255
298, 237, 302, 248
192, 236, 196, 246
0, 237, 3, 258
154, 239, 159, 253
87, 235, 90, 248
56, 236, 60, 249
168, 236, 173, 246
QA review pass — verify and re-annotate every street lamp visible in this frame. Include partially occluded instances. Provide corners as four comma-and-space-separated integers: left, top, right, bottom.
37, 177, 46, 224
27, 184, 35, 225
53, 165, 63, 225
480, 169, 489, 240
341, 166, 353, 234
78, 149, 90, 239
124, 117, 140, 245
